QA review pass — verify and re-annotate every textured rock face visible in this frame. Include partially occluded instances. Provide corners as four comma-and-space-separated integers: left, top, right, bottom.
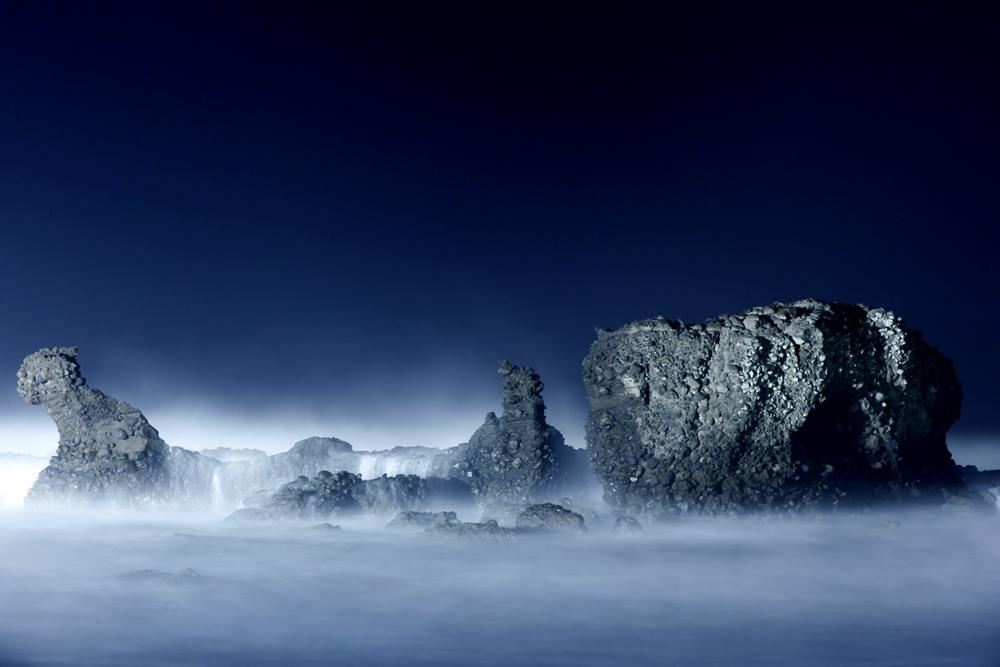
583, 300, 964, 514
515, 503, 586, 532
242, 470, 474, 519
454, 361, 590, 510
16, 347, 591, 510
18, 347, 180, 505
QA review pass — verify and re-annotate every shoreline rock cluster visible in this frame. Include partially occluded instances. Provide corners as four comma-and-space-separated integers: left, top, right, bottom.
15, 299, 999, 518
17, 351, 594, 512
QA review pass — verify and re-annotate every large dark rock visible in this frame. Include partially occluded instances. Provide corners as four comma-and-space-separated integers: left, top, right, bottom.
583, 300, 966, 514
453, 361, 591, 511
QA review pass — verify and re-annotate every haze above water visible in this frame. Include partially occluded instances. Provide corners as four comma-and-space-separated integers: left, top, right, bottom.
0, 507, 997, 667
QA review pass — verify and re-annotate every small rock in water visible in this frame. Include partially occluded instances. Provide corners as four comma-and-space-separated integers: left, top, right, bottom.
558, 497, 602, 524
515, 503, 586, 532
387, 510, 458, 529
613, 516, 644, 534
426, 518, 515, 541
307, 523, 342, 532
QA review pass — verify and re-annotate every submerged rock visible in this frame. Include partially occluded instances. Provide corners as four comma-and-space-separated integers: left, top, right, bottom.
243, 470, 473, 519
425, 517, 515, 540
613, 516, 644, 534
454, 361, 592, 512
387, 510, 458, 529
515, 503, 586, 532
583, 300, 967, 515
307, 522, 342, 532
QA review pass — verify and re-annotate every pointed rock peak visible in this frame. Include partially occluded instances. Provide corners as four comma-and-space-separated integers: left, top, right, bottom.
497, 360, 545, 424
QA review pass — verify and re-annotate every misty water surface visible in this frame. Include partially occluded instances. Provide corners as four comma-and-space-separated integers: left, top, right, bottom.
0, 508, 997, 666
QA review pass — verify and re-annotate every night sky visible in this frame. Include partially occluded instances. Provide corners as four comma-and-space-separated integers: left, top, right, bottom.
0, 4, 996, 456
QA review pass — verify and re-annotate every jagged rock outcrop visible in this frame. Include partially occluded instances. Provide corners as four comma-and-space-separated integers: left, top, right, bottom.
15, 347, 463, 508
16, 348, 591, 511
583, 300, 967, 514
454, 361, 591, 511
18, 347, 196, 505
239, 470, 473, 519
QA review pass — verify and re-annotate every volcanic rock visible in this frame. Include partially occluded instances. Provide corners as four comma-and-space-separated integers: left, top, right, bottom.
243, 470, 473, 519
16, 348, 582, 510
583, 300, 966, 514
558, 496, 602, 525
454, 361, 591, 512
515, 502, 586, 532
307, 523, 342, 532
18, 347, 181, 505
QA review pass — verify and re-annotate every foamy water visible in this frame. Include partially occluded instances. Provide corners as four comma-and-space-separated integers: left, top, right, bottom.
357, 453, 438, 479
0, 507, 996, 666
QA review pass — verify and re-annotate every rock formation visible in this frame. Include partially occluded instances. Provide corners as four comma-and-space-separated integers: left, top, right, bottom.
237, 470, 473, 519
515, 503, 586, 532
16, 348, 594, 511
18, 347, 187, 505
583, 299, 967, 514
454, 361, 591, 511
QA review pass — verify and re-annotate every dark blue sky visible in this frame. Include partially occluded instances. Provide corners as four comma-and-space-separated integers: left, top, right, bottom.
0, 4, 997, 452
